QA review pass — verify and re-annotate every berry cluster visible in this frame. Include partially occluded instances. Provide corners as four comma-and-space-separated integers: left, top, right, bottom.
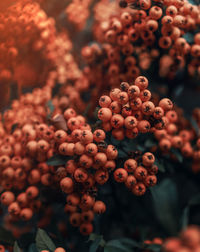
98, 76, 174, 140
114, 152, 158, 196
81, 0, 200, 92
153, 105, 200, 172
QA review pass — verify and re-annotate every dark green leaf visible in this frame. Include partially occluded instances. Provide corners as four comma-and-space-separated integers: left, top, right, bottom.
83, 103, 92, 117
118, 150, 128, 158
121, 139, 137, 153
182, 33, 194, 44
118, 238, 140, 248
13, 241, 21, 252
47, 100, 55, 114
28, 244, 38, 252
181, 193, 200, 229
150, 179, 179, 235
144, 139, 155, 148
187, 0, 199, 5
154, 159, 165, 173
190, 117, 199, 136
46, 154, 69, 166
145, 244, 161, 252
104, 240, 132, 252
111, 136, 121, 146
171, 148, 183, 163
89, 235, 103, 252
181, 207, 189, 230
36, 229, 56, 252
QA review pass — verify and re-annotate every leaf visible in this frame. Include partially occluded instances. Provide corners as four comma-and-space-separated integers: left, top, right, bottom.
46, 154, 69, 166
89, 233, 105, 247
35, 229, 56, 252
181, 207, 189, 230
118, 238, 140, 248
118, 150, 128, 158
171, 148, 183, 163
104, 240, 132, 252
182, 32, 194, 43
46, 100, 55, 114
13, 241, 21, 252
181, 193, 200, 229
110, 136, 121, 146
121, 139, 136, 153
174, 85, 184, 98
190, 117, 200, 136
83, 103, 92, 117
154, 159, 165, 173
144, 244, 161, 252
144, 139, 155, 148
89, 235, 104, 252
187, 0, 199, 5
150, 179, 179, 235
28, 244, 38, 252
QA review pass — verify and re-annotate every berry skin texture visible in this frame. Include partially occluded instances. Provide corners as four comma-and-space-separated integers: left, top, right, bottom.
60, 177, 74, 194
159, 98, 173, 111
1, 191, 15, 206
132, 183, 146, 196
142, 152, 155, 166
98, 108, 112, 122
124, 116, 138, 129
114, 168, 128, 183
93, 201, 106, 214
80, 223, 93, 235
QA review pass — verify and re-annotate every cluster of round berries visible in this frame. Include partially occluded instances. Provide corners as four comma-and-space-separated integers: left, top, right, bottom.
54, 109, 117, 235
163, 226, 200, 252
65, 0, 92, 30
0, 0, 81, 109
0, 1, 56, 89
153, 105, 200, 172
81, 0, 200, 91
98, 76, 174, 140
114, 152, 158, 196
0, 85, 54, 227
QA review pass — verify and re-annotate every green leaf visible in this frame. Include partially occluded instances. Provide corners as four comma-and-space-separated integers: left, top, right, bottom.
13, 241, 21, 252
144, 139, 155, 148
118, 238, 140, 248
190, 117, 200, 136
47, 100, 55, 114
150, 179, 178, 235
28, 244, 38, 252
181, 193, 200, 229
154, 159, 165, 173
181, 207, 189, 230
182, 32, 194, 43
46, 154, 69, 166
144, 244, 161, 252
118, 150, 128, 158
171, 148, 183, 163
104, 240, 132, 252
187, 0, 199, 5
110, 136, 121, 146
35, 229, 56, 252
89, 235, 103, 252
